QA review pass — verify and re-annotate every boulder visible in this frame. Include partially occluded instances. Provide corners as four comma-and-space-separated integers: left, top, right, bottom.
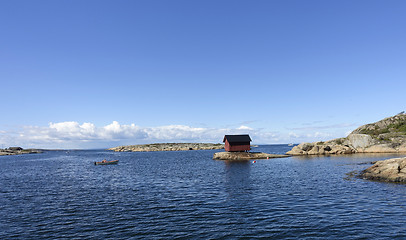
330, 145, 354, 154
286, 145, 306, 155
307, 146, 322, 155
361, 157, 406, 183
286, 146, 304, 155
347, 134, 375, 148
300, 143, 314, 151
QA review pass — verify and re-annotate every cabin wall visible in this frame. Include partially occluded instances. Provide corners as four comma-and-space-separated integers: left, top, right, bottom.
225, 140, 250, 152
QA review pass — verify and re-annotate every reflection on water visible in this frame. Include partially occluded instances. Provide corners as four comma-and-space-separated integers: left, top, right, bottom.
224, 160, 252, 198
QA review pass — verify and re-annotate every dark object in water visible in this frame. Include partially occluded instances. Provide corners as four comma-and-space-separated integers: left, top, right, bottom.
94, 159, 119, 165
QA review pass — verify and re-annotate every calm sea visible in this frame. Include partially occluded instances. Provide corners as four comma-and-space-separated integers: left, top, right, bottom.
1, 145, 405, 239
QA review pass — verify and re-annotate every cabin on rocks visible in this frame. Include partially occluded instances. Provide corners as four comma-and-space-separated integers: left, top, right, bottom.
223, 134, 252, 152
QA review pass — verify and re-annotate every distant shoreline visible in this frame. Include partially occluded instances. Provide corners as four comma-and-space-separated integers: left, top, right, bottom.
108, 143, 225, 152
0, 148, 42, 156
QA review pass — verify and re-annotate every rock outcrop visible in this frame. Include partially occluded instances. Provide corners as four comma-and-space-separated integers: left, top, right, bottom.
360, 157, 406, 183
213, 152, 289, 160
0, 147, 42, 156
287, 112, 406, 155
109, 143, 224, 152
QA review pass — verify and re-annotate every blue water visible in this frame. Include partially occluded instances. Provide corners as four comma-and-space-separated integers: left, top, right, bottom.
1, 145, 406, 239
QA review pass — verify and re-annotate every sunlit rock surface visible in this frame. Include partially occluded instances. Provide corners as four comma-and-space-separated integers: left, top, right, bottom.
361, 157, 406, 183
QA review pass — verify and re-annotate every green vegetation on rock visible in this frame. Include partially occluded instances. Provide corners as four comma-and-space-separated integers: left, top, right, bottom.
354, 113, 406, 137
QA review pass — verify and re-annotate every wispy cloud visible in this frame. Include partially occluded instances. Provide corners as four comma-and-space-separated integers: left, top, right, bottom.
0, 121, 352, 149
287, 123, 357, 131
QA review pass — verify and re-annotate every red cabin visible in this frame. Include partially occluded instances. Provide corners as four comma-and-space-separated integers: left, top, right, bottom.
223, 134, 252, 152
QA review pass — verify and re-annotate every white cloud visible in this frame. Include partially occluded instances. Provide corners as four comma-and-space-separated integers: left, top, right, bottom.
288, 132, 299, 138
0, 120, 351, 149
237, 125, 253, 130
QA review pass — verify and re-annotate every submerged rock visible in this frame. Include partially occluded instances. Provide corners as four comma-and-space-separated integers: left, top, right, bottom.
213, 152, 289, 160
361, 157, 406, 183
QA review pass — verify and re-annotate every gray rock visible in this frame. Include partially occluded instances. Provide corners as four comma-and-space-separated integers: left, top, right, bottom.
347, 134, 375, 148
300, 143, 314, 151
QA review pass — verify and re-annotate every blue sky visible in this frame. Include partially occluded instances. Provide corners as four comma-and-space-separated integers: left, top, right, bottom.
1, 0, 405, 148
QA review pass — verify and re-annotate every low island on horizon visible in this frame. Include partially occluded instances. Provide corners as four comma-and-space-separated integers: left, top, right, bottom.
108, 142, 225, 152
0, 147, 42, 156
107, 135, 290, 160
3, 113, 406, 183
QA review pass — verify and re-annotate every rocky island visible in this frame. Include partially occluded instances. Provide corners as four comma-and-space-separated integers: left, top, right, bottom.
108, 143, 224, 152
287, 112, 406, 155
0, 147, 42, 156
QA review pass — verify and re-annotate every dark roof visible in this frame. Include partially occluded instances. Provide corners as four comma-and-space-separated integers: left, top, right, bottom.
223, 134, 252, 143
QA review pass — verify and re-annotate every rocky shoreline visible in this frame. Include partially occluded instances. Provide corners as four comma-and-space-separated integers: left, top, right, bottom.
285, 112, 406, 183
360, 157, 406, 183
286, 134, 406, 156
108, 143, 224, 152
287, 113, 406, 156
0, 147, 42, 156
213, 152, 289, 160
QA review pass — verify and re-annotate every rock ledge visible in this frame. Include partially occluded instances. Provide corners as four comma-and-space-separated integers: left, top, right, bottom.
361, 157, 406, 183
213, 152, 289, 160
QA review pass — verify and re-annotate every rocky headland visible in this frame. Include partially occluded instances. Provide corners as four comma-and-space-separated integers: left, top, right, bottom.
287, 112, 406, 155
0, 147, 42, 156
360, 157, 406, 183
109, 143, 224, 152
213, 152, 289, 160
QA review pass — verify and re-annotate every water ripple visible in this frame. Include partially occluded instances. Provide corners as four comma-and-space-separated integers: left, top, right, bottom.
0, 148, 405, 239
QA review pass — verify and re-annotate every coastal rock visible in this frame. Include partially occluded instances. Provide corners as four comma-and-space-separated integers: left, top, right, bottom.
398, 144, 406, 152
287, 112, 406, 155
347, 134, 375, 148
286, 140, 355, 155
362, 144, 398, 153
0, 147, 42, 156
213, 152, 289, 160
300, 143, 314, 151
109, 143, 224, 152
361, 157, 406, 183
